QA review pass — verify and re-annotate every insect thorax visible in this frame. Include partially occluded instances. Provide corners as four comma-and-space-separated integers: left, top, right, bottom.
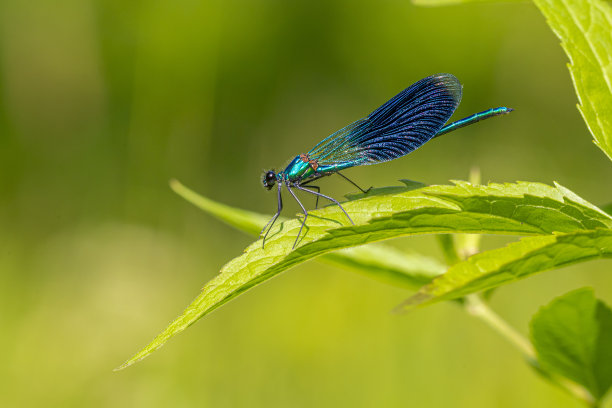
283, 155, 316, 181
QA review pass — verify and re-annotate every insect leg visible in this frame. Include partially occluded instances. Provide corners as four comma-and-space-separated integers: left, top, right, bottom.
285, 183, 308, 249
299, 174, 325, 208
295, 185, 354, 225
335, 172, 372, 194
260, 182, 283, 248
307, 185, 321, 208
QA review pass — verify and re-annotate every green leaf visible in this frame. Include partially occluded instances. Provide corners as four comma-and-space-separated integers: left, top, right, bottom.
170, 179, 445, 290
530, 288, 612, 401
117, 180, 611, 369
322, 245, 446, 289
170, 179, 270, 236
533, 0, 612, 161
398, 229, 612, 310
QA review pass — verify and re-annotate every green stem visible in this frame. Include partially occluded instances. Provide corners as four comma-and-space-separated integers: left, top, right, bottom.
464, 294, 534, 358
434, 223, 596, 407
464, 294, 596, 407
436, 234, 461, 265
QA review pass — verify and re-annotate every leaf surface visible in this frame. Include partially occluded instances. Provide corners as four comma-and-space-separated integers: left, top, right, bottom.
399, 229, 612, 310
118, 181, 611, 369
530, 288, 612, 401
533, 0, 612, 161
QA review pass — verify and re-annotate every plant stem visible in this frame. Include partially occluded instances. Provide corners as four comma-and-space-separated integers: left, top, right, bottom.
434, 216, 596, 407
434, 172, 596, 406
436, 234, 461, 265
464, 294, 596, 407
464, 294, 534, 358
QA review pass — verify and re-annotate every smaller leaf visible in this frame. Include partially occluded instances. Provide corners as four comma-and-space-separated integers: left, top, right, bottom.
324, 245, 445, 289
399, 229, 612, 310
530, 288, 612, 401
170, 179, 270, 236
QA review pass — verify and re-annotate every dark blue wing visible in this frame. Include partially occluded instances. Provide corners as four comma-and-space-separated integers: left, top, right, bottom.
307, 74, 462, 167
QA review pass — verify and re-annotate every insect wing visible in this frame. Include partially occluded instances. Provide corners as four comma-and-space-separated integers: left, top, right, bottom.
308, 73, 462, 167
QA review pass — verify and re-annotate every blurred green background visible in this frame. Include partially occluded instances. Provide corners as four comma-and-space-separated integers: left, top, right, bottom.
2, 0, 612, 407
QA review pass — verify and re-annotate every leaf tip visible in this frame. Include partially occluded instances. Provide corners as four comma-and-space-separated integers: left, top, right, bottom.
113, 347, 158, 372
169, 178, 182, 191
113, 358, 136, 372
392, 292, 432, 314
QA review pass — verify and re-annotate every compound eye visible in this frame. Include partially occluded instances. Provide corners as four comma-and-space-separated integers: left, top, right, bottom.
263, 170, 276, 190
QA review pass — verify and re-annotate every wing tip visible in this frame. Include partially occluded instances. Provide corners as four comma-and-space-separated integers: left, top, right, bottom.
430, 73, 462, 103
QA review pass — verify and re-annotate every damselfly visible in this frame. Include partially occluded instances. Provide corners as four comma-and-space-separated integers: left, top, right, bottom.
261, 73, 512, 249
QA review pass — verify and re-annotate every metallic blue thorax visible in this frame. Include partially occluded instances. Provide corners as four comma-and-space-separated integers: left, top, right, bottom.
281, 156, 312, 181
280, 155, 356, 183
